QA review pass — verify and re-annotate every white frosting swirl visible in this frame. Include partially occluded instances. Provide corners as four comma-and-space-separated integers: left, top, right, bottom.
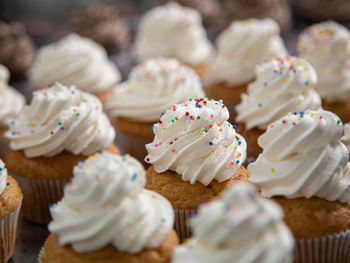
297, 21, 350, 102
236, 56, 322, 130
135, 2, 213, 66
145, 98, 247, 186
0, 65, 25, 126
342, 123, 350, 151
211, 18, 287, 86
30, 33, 121, 93
0, 160, 8, 196
49, 152, 174, 254
6, 83, 115, 158
105, 58, 205, 122
172, 182, 294, 263
248, 110, 350, 202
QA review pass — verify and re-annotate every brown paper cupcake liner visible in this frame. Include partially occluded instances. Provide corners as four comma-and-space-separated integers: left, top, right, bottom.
294, 229, 350, 263
11, 173, 69, 224
0, 196, 22, 263
174, 208, 197, 242
115, 128, 152, 167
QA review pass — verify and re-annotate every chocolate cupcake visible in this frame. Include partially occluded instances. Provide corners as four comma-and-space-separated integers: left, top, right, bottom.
294, 0, 350, 22
70, 2, 130, 54
0, 20, 35, 78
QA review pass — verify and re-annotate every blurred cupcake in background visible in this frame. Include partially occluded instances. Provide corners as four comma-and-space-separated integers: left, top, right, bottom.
248, 109, 350, 262
134, 2, 213, 79
297, 21, 350, 122
207, 18, 287, 122
294, 0, 350, 22
105, 57, 205, 165
69, 2, 131, 54
0, 20, 35, 78
172, 182, 294, 263
0, 65, 25, 159
0, 159, 22, 263
30, 33, 121, 102
145, 98, 249, 241
342, 123, 350, 151
236, 56, 321, 161
222, 0, 292, 36
41, 152, 178, 263
5, 83, 117, 224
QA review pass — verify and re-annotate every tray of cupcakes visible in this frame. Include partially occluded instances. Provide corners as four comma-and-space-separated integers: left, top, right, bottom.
0, 0, 349, 262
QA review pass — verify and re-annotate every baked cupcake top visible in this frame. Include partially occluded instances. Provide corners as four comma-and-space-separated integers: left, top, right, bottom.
211, 18, 287, 86
172, 182, 293, 263
236, 56, 322, 130
342, 123, 350, 151
6, 83, 115, 158
297, 21, 350, 103
0, 159, 7, 195
0, 65, 25, 127
134, 2, 213, 66
105, 58, 205, 122
248, 110, 350, 202
49, 152, 174, 254
145, 98, 247, 186
30, 33, 121, 93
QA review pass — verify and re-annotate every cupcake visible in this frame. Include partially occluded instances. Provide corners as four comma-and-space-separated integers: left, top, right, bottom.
235, 56, 322, 160
0, 65, 25, 158
222, 0, 292, 36
134, 2, 213, 79
297, 21, 350, 122
30, 33, 121, 101
248, 109, 350, 262
172, 182, 294, 263
105, 57, 205, 165
4, 83, 117, 224
0, 20, 35, 78
0, 159, 22, 263
206, 18, 287, 122
69, 2, 130, 54
144, 98, 250, 241
342, 123, 350, 151
40, 152, 178, 263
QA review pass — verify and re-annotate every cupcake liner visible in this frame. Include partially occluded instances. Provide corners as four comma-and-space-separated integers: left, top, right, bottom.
115, 128, 151, 167
10, 173, 69, 224
294, 229, 350, 263
174, 208, 197, 242
0, 196, 22, 263
37, 246, 44, 263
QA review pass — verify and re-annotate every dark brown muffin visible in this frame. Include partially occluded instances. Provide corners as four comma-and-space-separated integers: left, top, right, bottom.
70, 2, 131, 54
0, 20, 35, 77
294, 0, 350, 22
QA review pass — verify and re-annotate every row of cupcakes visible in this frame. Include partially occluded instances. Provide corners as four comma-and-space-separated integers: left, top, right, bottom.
23, 3, 350, 125
0, 77, 350, 262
